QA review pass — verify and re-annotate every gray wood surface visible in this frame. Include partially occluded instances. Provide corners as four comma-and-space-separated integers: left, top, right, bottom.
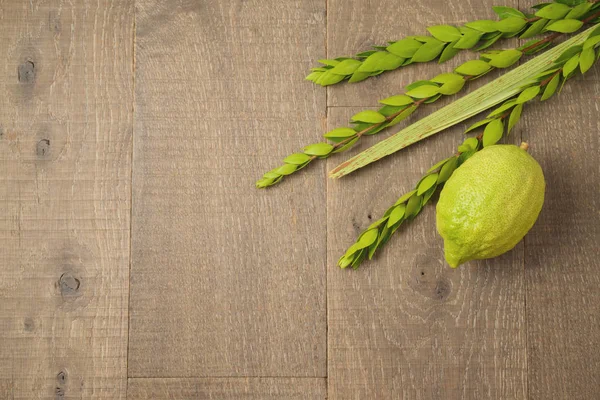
522, 77, 600, 400
0, 0, 133, 399
129, 0, 327, 378
1, 0, 599, 399
127, 378, 326, 399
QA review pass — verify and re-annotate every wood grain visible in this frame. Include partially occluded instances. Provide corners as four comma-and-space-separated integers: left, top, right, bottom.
129, 0, 327, 378
127, 377, 326, 399
0, 0, 133, 399
522, 76, 600, 400
326, 107, 527, 400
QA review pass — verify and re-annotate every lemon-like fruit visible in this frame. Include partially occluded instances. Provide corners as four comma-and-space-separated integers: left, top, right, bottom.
436, 143, 545, 267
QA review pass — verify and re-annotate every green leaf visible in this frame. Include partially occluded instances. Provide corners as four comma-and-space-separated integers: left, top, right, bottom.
535, 3, 571, 19
388, 105, 417, 127
324, 127, 357, 140
427, 157, 452, 173
356, 228, 379, 249
496, 17, 527, 33
405, 195, 422, 218
303, 143, 334, 156
438, 40, 461, 63
493, 6, 526, 19
541, 74, 560, 101
395, 189, 417, 205
563, 54, 580, 77
507, 103, 523, 133
330, 59, 362, 75
455, 60, 492, 76
579, 47, 596, 73
411, 40, 445, 62
422, 185, 437, 205
482, 119, 504, 147
379, 94, 415, 106
377, 105, 404, 117
314, 70, 346, 86
357, 51, 404, 72
457, 137, 479, 152
487, 99, 517, 117
405, 84, 440, 98
565, 2, 592, 19
465, 118, 494, 133
454, 30, 483, 49
318, 59, 340, 66
520, 18, 549, 39
516, 85, 541, 104
486, 49, 523, 68
437, 156, 458, 183
427, 25, 462, 42
348, 71, 371, 83
275, 163, 298, 175
332, 137, 359, 153
475, 32, 503, 50
283, 153, 312, 165
584, 35, 600, 50
555, 45, 583, 64
387, 38, 423, 58
465, 20, 498, 33
546, 19, 584, 33
438, 78, 465, 95
555, 0, 587, 6
387, 204, 406, 228
351, 110, 386, 123
405, 80, 436, 91
368, 224, 389, 259
417, 173, 438, 196
535, 67, 561, 80
431, 73, 463, 84
457, 149, 477, 165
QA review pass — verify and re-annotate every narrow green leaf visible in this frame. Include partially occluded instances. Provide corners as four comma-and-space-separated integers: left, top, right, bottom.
356, 229, 379, 249
482, 119, 504, 147
405, 195, 422, 218
379, 94, 415, 106
314, 70, 345, 86
388, 105, 417, 127
424, 93, 443, 103
507, 103, 523, 133
411, 40, 445, 62
465, 118, 494, 133
565, 2, 592, 19
496, 17, 527, 33
304, 143, 334, 156
431, 73, 464, 84
475, 32, 503, 50
351, 110, 386, 123
417, 173, 438, 195
541, 74, 560, 101
330, 59, 362, 75
535, 3, 571, 19
395, 190, 417, 205
348, 71, 371, 83
487, 99, 517, 117
324, 127, 357, 140
438, 78, 465, 95
427, 157, 452, 173
486, 49, 523, 68
454, 30, 483, 49
555, 45, 583, 63
283, 153, 312, 165
465, 20, 498, 33
493, 6, 526, 19
427, 25, 462, 42
387, 204, 406, 228
387, 38, 423, 58
584, 35, 600, 50
275, 163, 298, 175
437, 157, 458, 183
405, 84, 440, 98
318, 59, 340, 67
520, 18, 549, 39
516, 86, 541, 103
438, 40, 461, 63
546, 19, 584, 33
357, 51, 404, 72
458, 137, 479, 152
579, 47, 596, 73
455, 60, 492, 76
563, 54, 580, 77
332, 137, 359, 153
457, 149, 477, 165
377, 105, 404, 117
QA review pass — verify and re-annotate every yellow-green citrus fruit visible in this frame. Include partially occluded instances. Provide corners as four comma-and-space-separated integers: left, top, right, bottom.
436, 144, 545, 268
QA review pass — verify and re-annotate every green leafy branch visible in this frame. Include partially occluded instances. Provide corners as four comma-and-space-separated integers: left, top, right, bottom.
307, 0, 600, 86
257, 48, 526, 188
338, 32, 600, 269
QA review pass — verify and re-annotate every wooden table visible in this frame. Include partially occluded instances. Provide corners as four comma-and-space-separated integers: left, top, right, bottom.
1, 0, 598, 398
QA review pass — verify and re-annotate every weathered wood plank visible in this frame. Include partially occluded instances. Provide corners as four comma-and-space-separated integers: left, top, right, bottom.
523, 76, 600, 400
0, 0, 133, 399
129, 0, 327, 377
127, 377, 327, 399
326, 106, 527, 400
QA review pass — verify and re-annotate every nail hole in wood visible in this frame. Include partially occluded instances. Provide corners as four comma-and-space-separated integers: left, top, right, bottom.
18, 60, 35, 83
37, 139, 50, 157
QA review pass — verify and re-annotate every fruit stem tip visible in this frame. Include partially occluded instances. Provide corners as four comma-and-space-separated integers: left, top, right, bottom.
519, 142, 529, 152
